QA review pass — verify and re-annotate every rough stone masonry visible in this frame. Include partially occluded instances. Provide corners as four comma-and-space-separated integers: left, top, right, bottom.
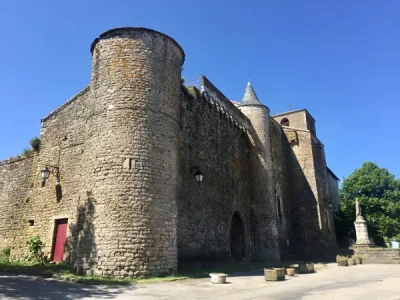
0, 27, 339, 278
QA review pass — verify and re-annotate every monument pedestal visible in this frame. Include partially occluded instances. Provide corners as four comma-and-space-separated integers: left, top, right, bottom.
354, 215, 372, 246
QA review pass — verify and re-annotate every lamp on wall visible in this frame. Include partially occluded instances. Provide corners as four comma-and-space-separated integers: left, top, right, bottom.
190, 166, 204, 183
41, 165, 60, 186
328, 202, 334, 210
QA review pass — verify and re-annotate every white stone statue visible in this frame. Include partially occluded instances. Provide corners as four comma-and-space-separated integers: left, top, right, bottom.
354, 198, 372, 246
355, 199, 361, 217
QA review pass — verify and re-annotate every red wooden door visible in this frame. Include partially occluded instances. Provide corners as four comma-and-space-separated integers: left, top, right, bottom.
53, 219, 68, 262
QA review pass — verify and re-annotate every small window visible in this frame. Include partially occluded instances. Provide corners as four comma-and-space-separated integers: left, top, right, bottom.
281, 118, 290, 127
28, 220, 34, 226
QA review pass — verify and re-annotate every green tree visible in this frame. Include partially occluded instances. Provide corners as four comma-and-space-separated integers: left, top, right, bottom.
335, 162, 400, 247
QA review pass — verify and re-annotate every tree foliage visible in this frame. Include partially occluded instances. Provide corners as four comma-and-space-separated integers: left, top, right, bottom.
335, 162, 400, 247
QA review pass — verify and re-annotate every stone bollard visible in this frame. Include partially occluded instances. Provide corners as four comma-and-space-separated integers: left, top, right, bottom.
209, 273, 228, 284
306, 263, 314, 273
286, 268, 296, 276
348, 258, 356, 266
264, 268, 285, 281
337, 259, 348, 266
298, 263, 309, 274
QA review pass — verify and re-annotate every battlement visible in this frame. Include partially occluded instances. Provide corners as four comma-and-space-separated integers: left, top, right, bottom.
185, 75, 251, 131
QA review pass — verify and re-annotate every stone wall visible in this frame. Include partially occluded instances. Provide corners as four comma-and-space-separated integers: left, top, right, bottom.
82, 28, 184, 277
38, 86, 91, 268
306, 114, 316, 136
327, 169, 340, 211
281, 128, 322, 258
0, 85, 90, 261
273, 110, 307, 130
352, 247, 400, 264
0, 27, 185, 278
238, 104, 280, 261
0, 156, 36, 259
273, 109, 337, 257
178, 87, 252, 262
310, 134, 336, 245
269, 119, 291, 257
201, 76, 251, 131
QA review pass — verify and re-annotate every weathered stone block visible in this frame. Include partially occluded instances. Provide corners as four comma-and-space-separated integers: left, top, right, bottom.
209, 273, 228, 284
264, 268, 285, 281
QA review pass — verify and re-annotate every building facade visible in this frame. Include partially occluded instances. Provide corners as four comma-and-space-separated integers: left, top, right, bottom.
0, 27, 338, 278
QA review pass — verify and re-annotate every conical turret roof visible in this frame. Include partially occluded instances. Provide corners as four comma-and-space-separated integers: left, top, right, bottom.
241, 81, 261, 105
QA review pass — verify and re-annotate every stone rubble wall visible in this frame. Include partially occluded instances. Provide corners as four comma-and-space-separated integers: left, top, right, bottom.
282, 127, 329, 259
0, 156, 36, 260
81, 28, 184, 278
201, 76, 252, 131
273, 110, 308, 131
310, 134, 337, 246
352, 247, 400, 264
269, 119, 292, 258
178, 87, 252, 262
238, 104, 281, 261
0, 84, 90, 261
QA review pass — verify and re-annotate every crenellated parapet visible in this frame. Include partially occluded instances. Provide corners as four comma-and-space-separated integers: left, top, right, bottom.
185, 75, 252, 131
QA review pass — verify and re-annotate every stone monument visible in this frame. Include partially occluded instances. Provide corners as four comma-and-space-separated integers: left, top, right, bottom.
354, 199, 372, 246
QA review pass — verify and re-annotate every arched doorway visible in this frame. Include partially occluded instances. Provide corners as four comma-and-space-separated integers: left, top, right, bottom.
231, 212, 245, 261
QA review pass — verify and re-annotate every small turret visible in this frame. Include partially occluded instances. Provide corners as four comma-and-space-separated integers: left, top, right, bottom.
238, 82, 280, 261
241, 82, 263, 106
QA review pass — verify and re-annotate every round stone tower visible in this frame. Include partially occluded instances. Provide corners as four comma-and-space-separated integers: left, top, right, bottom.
78, 28, 184, 278
238, 82, 280, 261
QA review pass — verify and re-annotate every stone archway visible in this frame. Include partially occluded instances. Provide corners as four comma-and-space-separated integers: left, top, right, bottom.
231, 212, 245, 261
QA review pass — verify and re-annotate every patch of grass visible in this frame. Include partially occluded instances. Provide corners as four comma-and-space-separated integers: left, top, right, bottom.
0, 262, 69, 276
0, 262, 189, 285
0, 261, 267, 286
0, 248, 11, 264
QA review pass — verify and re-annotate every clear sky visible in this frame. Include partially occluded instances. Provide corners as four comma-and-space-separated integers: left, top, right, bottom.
0, 0, 399, 182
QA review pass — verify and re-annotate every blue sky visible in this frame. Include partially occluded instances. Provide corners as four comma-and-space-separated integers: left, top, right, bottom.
0, 0, 399, 182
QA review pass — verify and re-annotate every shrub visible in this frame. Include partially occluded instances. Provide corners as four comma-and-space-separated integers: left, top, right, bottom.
29, 137, 41, 151
25, 236, 45, 265
0, 247, 11, 263
22, 148, 32, 157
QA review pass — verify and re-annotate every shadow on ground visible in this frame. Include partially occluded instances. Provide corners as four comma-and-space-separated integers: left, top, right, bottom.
0, 275, 136, 300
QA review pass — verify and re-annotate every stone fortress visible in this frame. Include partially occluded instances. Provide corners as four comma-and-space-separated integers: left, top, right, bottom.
0, 27, 339, 278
